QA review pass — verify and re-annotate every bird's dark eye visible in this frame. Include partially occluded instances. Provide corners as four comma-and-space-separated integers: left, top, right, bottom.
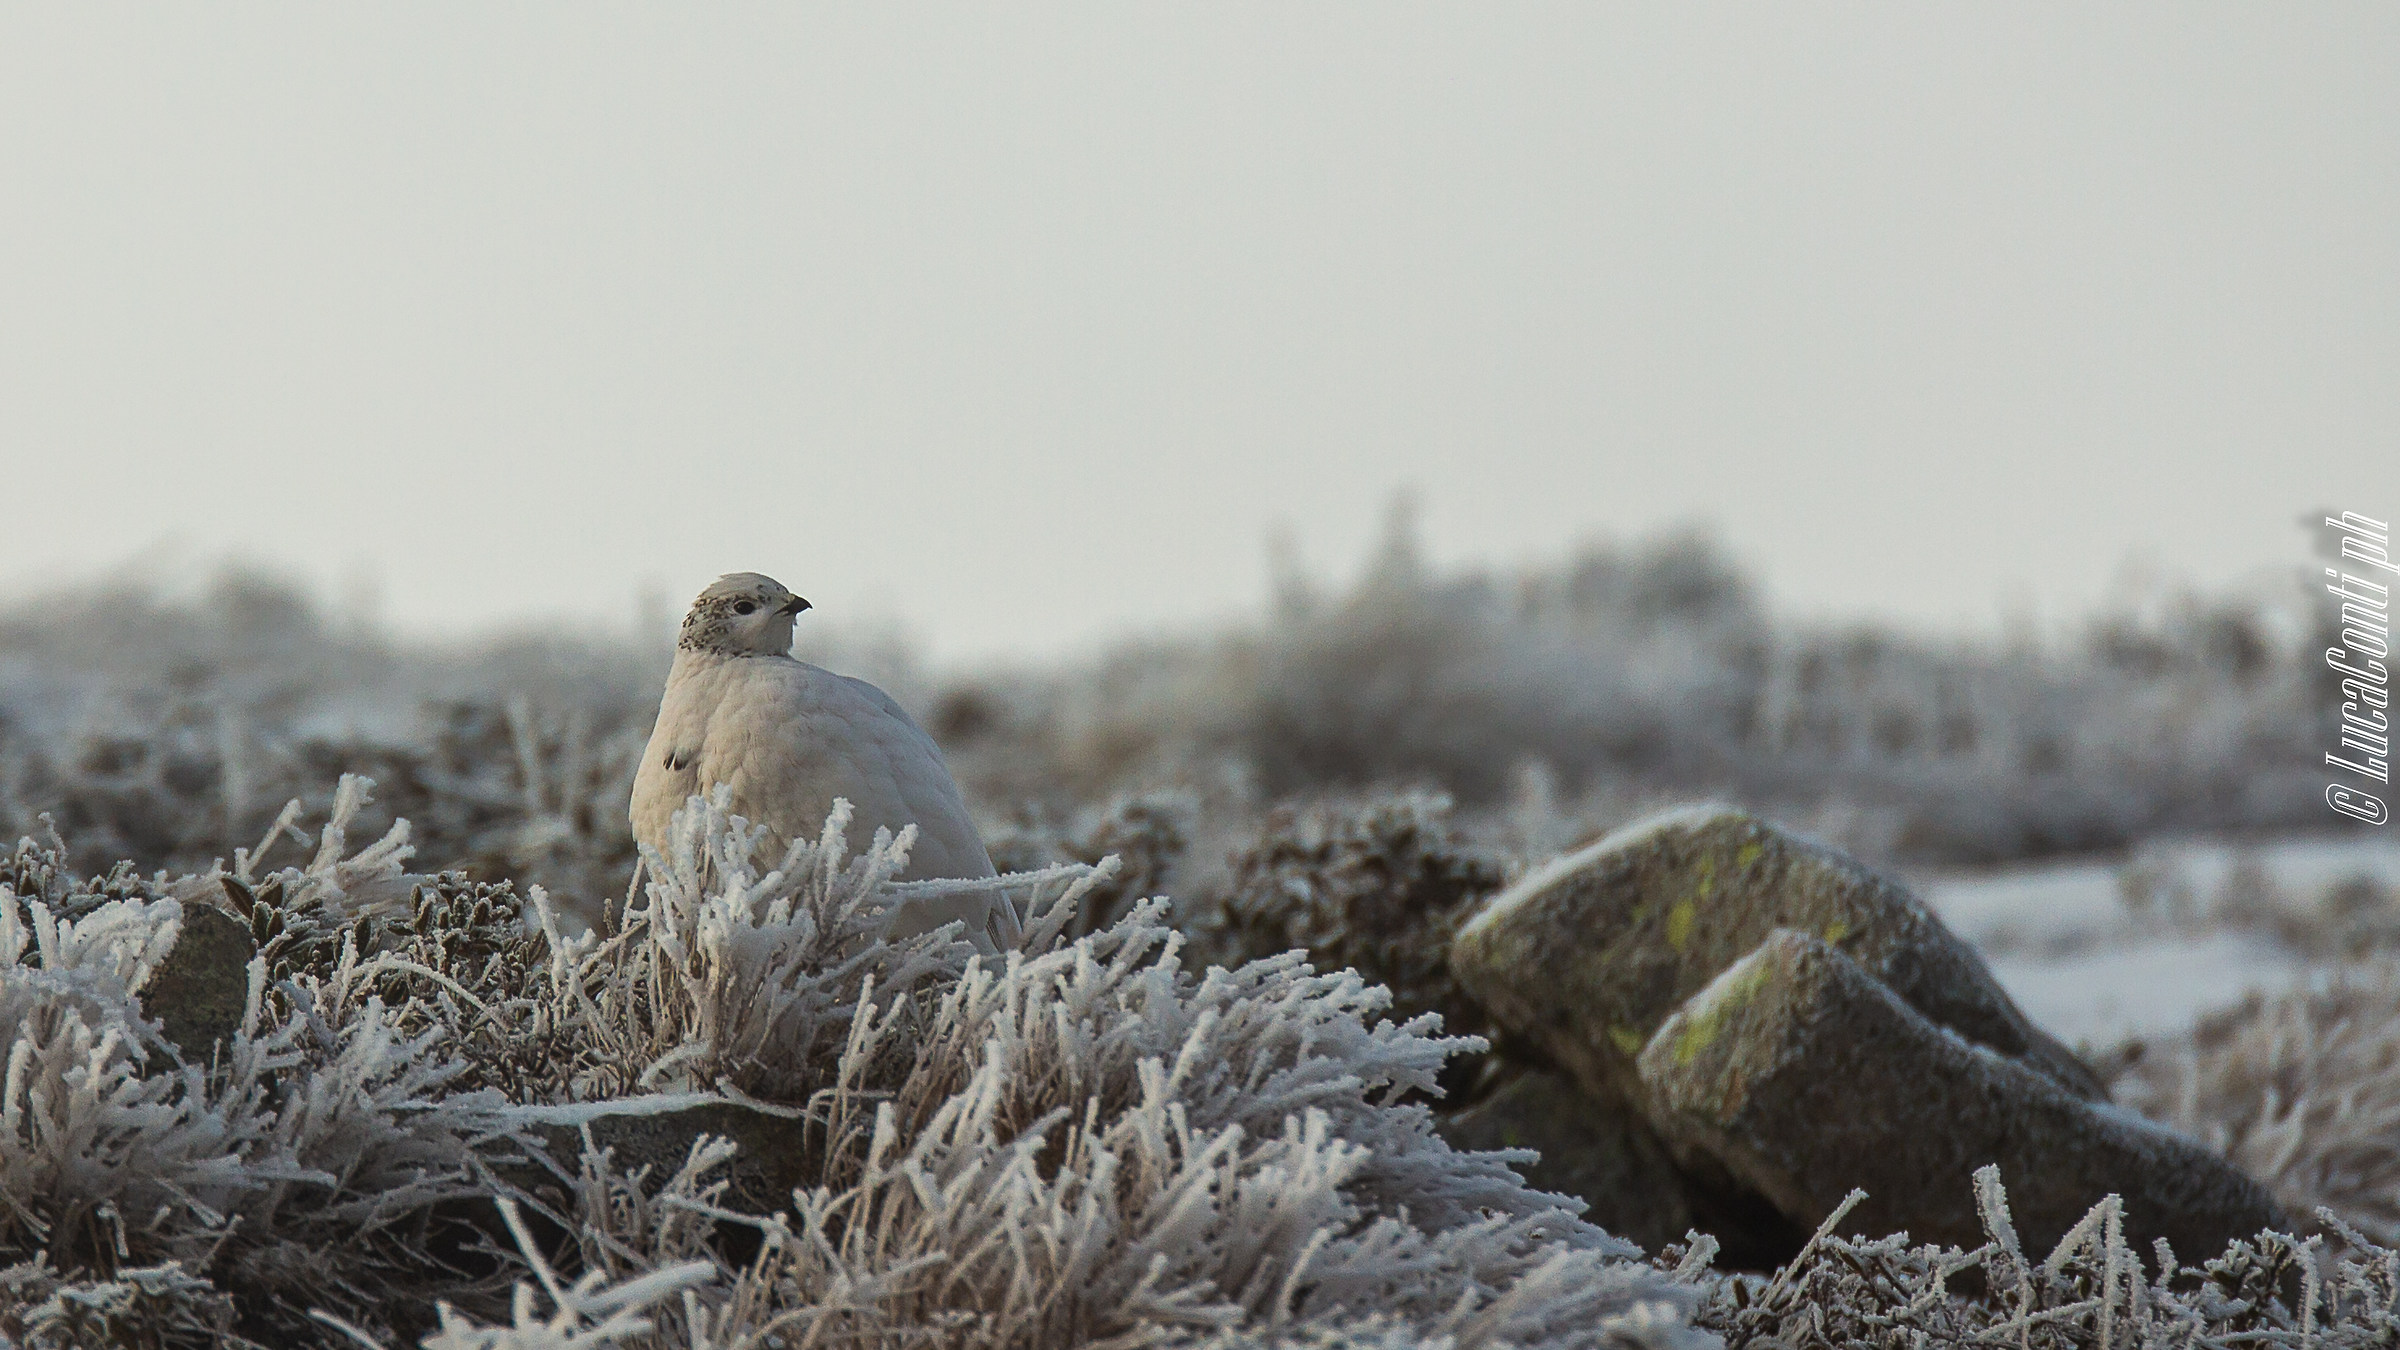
733, 601, 756, 615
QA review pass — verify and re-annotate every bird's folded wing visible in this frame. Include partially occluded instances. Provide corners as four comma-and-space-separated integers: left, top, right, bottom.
700, 664, 996, 883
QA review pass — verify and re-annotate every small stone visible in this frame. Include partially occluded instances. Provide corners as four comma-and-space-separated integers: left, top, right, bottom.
531, 1102, 809, 1217
1448, 804, 2101, 1110
141, 903, 257, 1063
1636, 928, 2285, 1256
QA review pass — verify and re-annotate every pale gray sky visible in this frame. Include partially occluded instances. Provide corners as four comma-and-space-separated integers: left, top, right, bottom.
3, 6, 2391, 662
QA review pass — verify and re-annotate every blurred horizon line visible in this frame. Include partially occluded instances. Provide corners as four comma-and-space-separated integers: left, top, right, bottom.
0, 513, 2325, 672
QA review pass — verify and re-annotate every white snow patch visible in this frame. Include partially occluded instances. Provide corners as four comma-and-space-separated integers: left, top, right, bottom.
1912, 834, 2398, 1051
1986, 932, 2310, 1050
1918, 861, 2129, 955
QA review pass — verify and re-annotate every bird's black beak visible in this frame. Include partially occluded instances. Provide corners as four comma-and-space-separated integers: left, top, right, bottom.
780, 596, 812, 616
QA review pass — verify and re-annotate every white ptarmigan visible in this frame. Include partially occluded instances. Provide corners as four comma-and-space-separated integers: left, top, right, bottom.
630, 572, 1020, 951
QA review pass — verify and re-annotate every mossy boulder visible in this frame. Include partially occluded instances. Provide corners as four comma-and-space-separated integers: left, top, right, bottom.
1639, 928, 2286, 1256
1448, 804, 2101, 1110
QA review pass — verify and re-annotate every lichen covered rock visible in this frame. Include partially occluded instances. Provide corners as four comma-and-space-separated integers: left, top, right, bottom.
1639, 928, 2285, 1256
1449, 804, 2100, 1108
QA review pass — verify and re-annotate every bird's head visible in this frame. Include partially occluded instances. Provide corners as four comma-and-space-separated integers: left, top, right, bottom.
679, 572, 811, 656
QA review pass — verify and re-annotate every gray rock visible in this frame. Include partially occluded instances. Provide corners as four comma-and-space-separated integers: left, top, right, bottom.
1439, 1069, 1698, 1252
141, 902, 257, 1063
1437, 1068, 1808, 1265
528, 1101, 809, 1217
1636, 928, 2285, 1256
1448, 805, 2101, 1109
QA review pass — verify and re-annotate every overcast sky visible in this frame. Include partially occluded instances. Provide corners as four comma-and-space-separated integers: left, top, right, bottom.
2, 6, 2391, 663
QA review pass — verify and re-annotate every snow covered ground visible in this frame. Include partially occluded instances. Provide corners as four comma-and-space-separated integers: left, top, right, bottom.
1979, 933, 2306, 1049
1917, 834, 2400, 1049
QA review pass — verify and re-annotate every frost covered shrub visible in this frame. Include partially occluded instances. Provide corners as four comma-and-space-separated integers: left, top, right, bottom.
0, 588, 662, 922
1688, 1169, 2400, 1350
2117, 850, 2400, 961
455, 787, 1700, 1349
2112, 967, 2400, 1248
1743, 599, 2324, 862
984, 787, 1201, 939
0, 779, 1708, 1348
1190, 793, 1507, 1075
0, 778, 515, 1344
935, 517, 2324, 868
360, 1155, 2400, 1349
0, 1258, 244, 1349
966, 517, 1717, 814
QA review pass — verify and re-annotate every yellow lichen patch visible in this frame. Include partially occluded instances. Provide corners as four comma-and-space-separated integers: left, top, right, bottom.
1736, 840, 1764, 870
1672, 958, 1775, 1066
1609, 1023, 1644, 1056
1672, 1009, 1718, 1066
1665, 899, 1696, 951
1825, 918, 1850, 944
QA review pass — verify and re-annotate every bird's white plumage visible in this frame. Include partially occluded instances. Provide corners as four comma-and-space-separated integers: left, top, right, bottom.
631, 573, 1018, 950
